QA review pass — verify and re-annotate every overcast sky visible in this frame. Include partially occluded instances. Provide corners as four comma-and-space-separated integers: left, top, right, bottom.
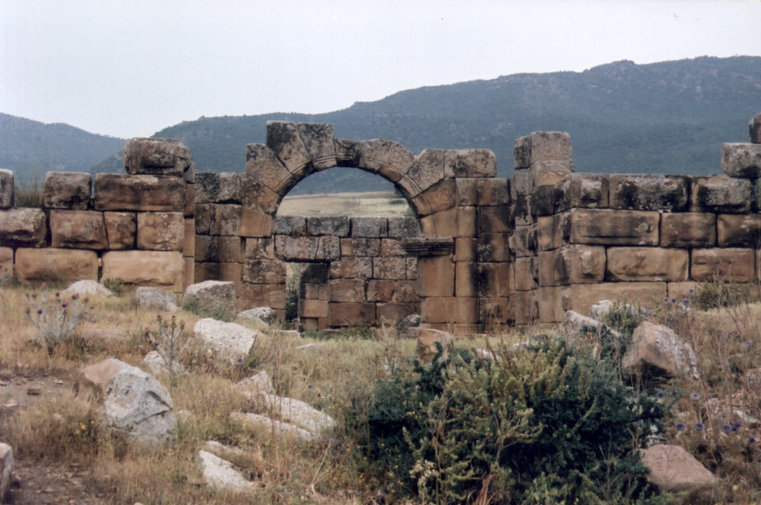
2, 0, 760, 139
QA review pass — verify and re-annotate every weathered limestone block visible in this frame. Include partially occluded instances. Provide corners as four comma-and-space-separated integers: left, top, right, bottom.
242, 259, 286, 284
455, 178, 509, 207
334, 138, 359, 166
690, 176, 752, 213
751, 113, 761, 144
195, 235, 219, 263
265, 121, 312, 177
329, 302, 376, 327
454, 238, 476, 262
0, 442, 12, 503
241, 174, 280, 215
468, 262, 510, 298
42, 172, 91, 209
380, 239, 405, 257
261, 393, 337, 433
104, 212, 136, 250
219, 262, 242, 291
94, 174, 184, 212
184, 281, 237, 319
328, 279, 366, 303
530, 160, 573, 188
667, 282, 701, 302
609, 175, 689, 212
301, 282, 327, 301
50, 210, 107, 249
239, 282, 286, 312
412, 178, 455, 216
512, 290, 539, 326
388, 217, 421, 238
231, 412, 318, 443
529, 184, 556, 217
417, 256, 454, 297
535, 215, 560, 252
244, 237, 275, 260
400, 237, 453, 257
329, 257, 372, 279
455, 262, 476, 297
559, 209, 660, 246
219, 236, 244, 263
717, 214, 761, 248
124, 138, 194, 181
373, 256, 408, 280
184, 182, 194, 217
722, 143, 761, 178
407, 257, 418, 280
376, 303, 416, 327
367, 279, 418, 303
476, 233, 510, 262
274, 215, 306, 235
307, 216, 350, 237
0, 208, 46, 247
194, 204, 212, 235
560, 282, 667, 318
300, 299, 329, 318
554, 245, 606, 285
134, 286, 178, 312
102, 250, 184, 290
213, 204, 242, 236
183, 218, 194, 256
511, 224, 537, 258
75, 358, 176, 446
399, 149, 446, 198
245, 143, 294, 194
274, 235, 340, 261
416, 328, 454, 363
691, 248, 755, 282
184, 258, 195, 290
420, 206, 477, 238
660, 213, 716, 248
557, 310, 622, 343
538, 286, 564, 324
340, 238, 381, 257
137, 212, 184, 251
0, 169, 12, 208
195, 172, 241, 204
513, 193, 532, 227
197, 450, 255, 494
622, 321, 700, 379
478, 205, 512, 234
355, 139, 416, 182
194, 262, 219, 283
15, 248, 98, 283
421, 297, 479, 324
606, 247, 689, 282
0, 247, 13, 276
297, 123, 337, 170
514, 257, 538, 291
641, 445, 717, 504
194, 318, 260, 361
351, 217, 387, 238
444, 149, 497, 178
514, 131, 572, 169
554, 173, 609, 212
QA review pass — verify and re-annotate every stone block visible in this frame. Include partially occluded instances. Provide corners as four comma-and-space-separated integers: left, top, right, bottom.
194, 262, 220, 283
241, 174, 280, 215
538, 287, 563, 324
399, 149, 445, 198
341, 238, 380, 257
478, 178, 509, 207
245, 143, 295, 194
239, 282, 287, 311
660, 213, 716, 248
480, 297, 510, 322
691, 248, 755, 282
183, 219, 195, 256
554, 173, 609, 212
195, 172, 241, 204
183, 280, 237, 319
15, 248, 98, 283
751, 113, 761, 144
274, 215, 306, 235
514, 131, 572, 169
301, 282, 327, 300
0, 208, 47, 247
274, 235, 340, 261
307, 216, 350, 237
265, 122, 311, 176
512, 224, 537, 258
560, 282, 667, 318
183, 257, 194, 290
104, 212, 136, 250
455, 262, 476, 298
478, 206, 512, 234
0, 169, 12, 208
722, 143, 761, 178
690, 176, 752, 213
444, 149, 497, 178
536, 215, 560, 251
219, 236, 244, 263
412, 178, 455, 216
137, 212, 184, 251
554, 245, 606, 285
530, 160, 573, 188
609, 175, 689, 212
329, 279, 366, 303
529, 185, 556, 217
123, 138, 194, 179
476, 233, 510, 262
42, 172, 91, 210
240, 207, 274, 238
376, 303, 417, 327
717, 214, 761, 248
0, 247, 13, 276
329, 302, 376, 327
184, 183, 194, 217
330, 257, 372, 279
366, 279, 418, 303
421, 297, 479, 324
244, 238, 275, 260
243, 259, 286, 285
512, 290, 539, 326
219, 263, 242, 290
560, 209, 660, 246
296, 123, 337, 170
417, 256, 454, 297
351, 217, 387, 238
355, 139, 416, 181
373, 257, 408, 280
212, 204, 241, 236
472, 262, 510, 298
667, 281, 701, 302
606, 247, 689, 282
194, 204, 211, 235
380, 239, 405, 257
300, 299, 328, 318
94, 174, 184, 212
512, 191, 532, 227
407, 257, 418, 280
455, 178, 478, 207
420, 206, 476, 238
102, 250, 184, 290
195, 235, 219, 263
454, 238, 476, 262
387, 217, 421, 238
511, 168, 532, 198
514, 257, 538, 291
303, 263, 329, 286
49, 210, 107, 250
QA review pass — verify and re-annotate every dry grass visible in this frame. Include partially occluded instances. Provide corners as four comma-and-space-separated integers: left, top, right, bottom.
278, 192, 412, 217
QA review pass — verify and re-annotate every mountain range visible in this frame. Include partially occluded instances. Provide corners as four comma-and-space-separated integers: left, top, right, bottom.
3, 56, 760, 194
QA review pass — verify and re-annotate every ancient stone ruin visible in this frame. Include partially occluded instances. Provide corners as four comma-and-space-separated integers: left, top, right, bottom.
2, 113, 761, 333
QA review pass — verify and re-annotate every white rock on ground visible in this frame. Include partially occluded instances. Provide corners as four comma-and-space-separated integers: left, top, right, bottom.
0, 443, 12, 504
193, 318, 261, 361
230, 413, 318, 443
235, 311, 270, 332
197, 450, 255, 493
263, 395, 337, 434
183, 281, 236, 319
622, 321, 700, 380
238, 307, 277, 324
134, 287, 178, 312
143, 350, 185, 377
237, 371, 275, 400
556, 310, 622, 343
74, 358, 176, 446
641, 444, 717, 504
65, 280, 114, 297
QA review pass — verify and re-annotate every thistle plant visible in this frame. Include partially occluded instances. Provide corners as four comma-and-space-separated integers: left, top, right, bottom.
145, 313, 191, 384
25, 290, 93, 350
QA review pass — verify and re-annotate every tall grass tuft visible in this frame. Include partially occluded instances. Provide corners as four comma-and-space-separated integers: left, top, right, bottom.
14, 173, 43, 208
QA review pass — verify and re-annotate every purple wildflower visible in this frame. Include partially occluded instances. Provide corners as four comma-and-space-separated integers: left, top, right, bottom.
675, 422, 686, 432
694, 422, 704, 432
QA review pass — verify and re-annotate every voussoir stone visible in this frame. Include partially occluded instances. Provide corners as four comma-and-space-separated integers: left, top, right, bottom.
134, 287, 178, 312
265, 121, 311, 175
444, 149, 497, 178
297, 123, 337, 170
622, 321, 699, 380
0, 208, 47, 247
74, 358, 176, 446
193, 318, 261, 361
0, 169, 13, 208
722, 143, 761, 178
183, 281, 236, 319
123, 138, 195, 181
641, 444, 717, 504
42, 172, 92, 209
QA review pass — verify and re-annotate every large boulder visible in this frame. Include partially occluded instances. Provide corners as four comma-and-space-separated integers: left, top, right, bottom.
183, 281, 236, 319
134, 287, 178, 312
73, 359, 176, 446
193, 318, 261, 361
641, 444, 717, 504
0, 443, 12, 504
622, 321, 700, 380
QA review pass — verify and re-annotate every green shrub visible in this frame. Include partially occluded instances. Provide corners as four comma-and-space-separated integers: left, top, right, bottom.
692, 279, 751, 310
102, 277, 127, 296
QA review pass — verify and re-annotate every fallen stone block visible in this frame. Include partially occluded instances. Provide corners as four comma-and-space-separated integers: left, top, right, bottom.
230, 412, 318, 442
183, 281, 237, 319
193, 318, 261, 361
0, 442, 12, 504
622, 321, 699, 380
197, 450, 256, 493
237, 306, 277, 324
65, 280, 114, 298
262, 395, 337, 434
134, 287, 178, 312
641, 444, 717, 505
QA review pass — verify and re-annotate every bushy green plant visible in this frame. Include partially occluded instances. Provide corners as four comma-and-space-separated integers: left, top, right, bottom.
102, 277, 127, 296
